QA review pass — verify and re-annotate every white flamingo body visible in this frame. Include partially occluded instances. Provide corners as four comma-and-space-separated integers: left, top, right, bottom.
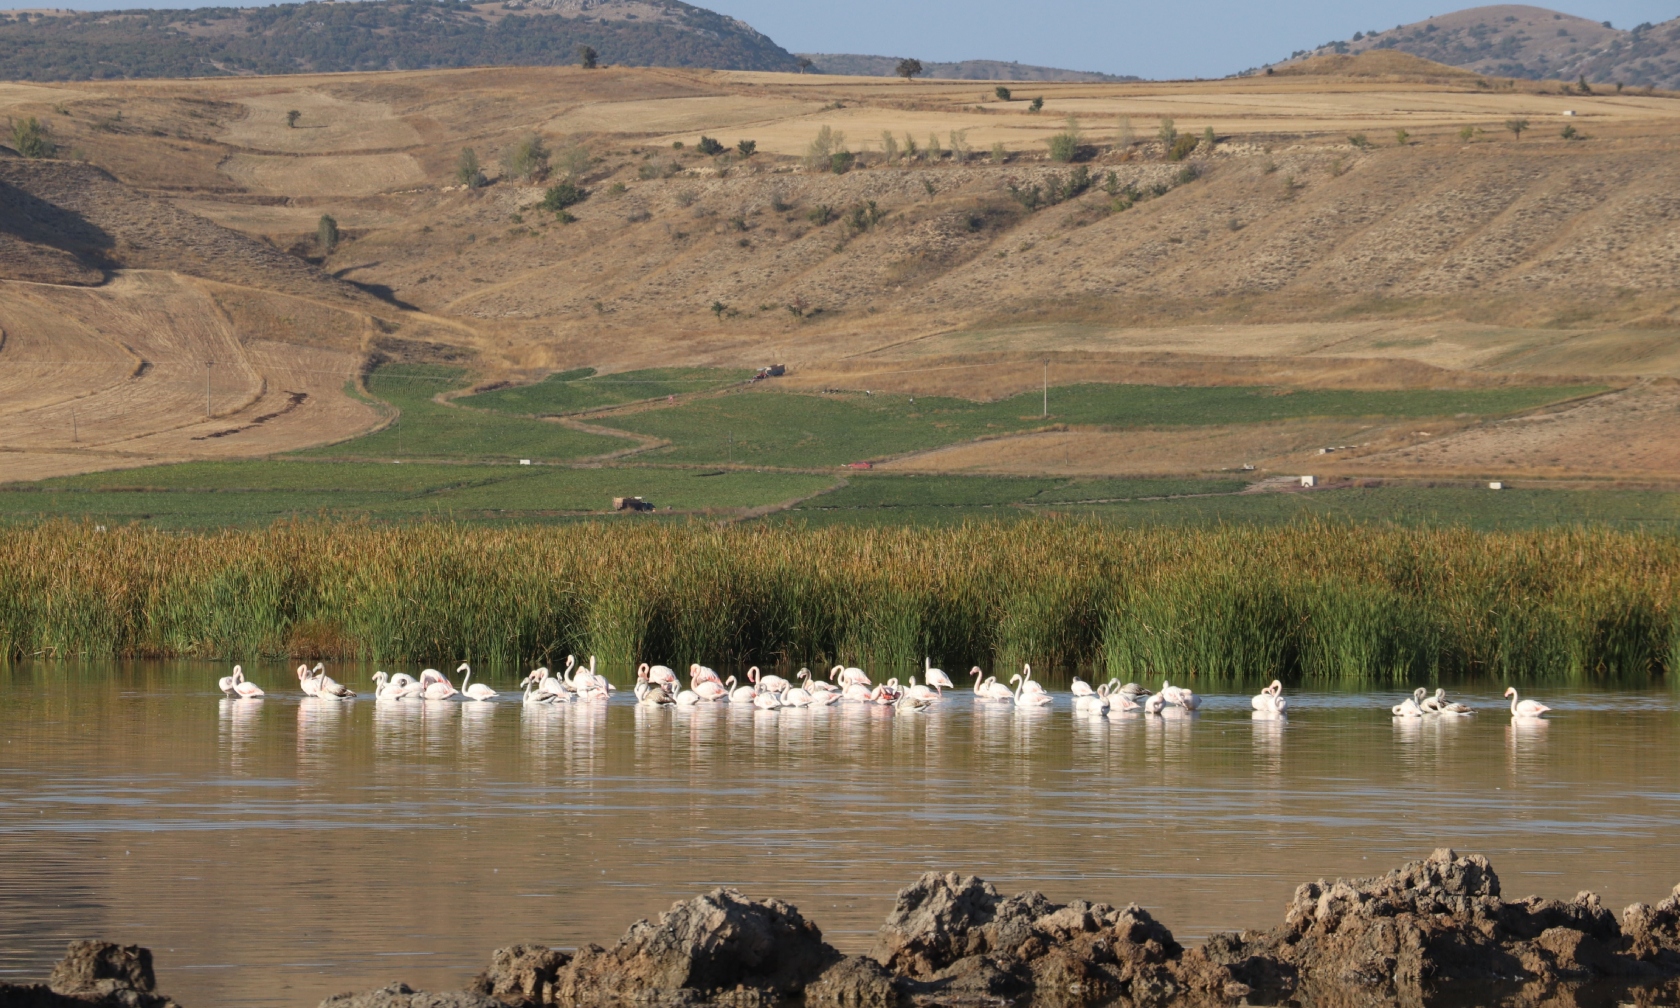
905, 676, 938, 702
1505, 687, 1550, 718
1392, 698, 1424, 718
419, 668, 457, 701
753, 689, 781, 710
1009, 672, 1052, 707
1074, 684, 1109, 714
923, 659, 954, 693
695, 680, 728, 702
1434, 689, 1474, 715
218, 673, 238, 697
229, 665, 264, 699
458, 664, 497, 701
1142, 692, 1166, 715
675, 689, 701, 706
840, 682, 874, 703
1108, 693, 1141, 715
1071, 677, 1094, 697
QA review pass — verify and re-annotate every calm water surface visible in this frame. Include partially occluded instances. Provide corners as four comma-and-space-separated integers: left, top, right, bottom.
2, 663, 1678, 1008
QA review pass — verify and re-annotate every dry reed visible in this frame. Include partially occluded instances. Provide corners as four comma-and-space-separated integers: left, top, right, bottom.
1, 519, 1675, 685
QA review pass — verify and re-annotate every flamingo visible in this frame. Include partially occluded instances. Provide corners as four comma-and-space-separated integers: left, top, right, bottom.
832, 665, 870, 688
1071, 676, 1094, 697
1505, 687, 1550, 718
753, 688, 781, 710
1174, 686, 1202, 711
726, 675, 757, 703
782, 677, 814, 707
310, 663, 355, 699
695, 679, 728, 702
1251, 681, 1280, 712
1159, 679, 1186, 706
1268, 681, 1288, 714
904, 676, 938, 702
1108, 679, 1151, 700
808, 686, 840, 706
419, 668, 457, 701
647, 664, 679, 693
526, 667, 569, 702
228, 666, 264, 699
1142, 691, 1167, 715
977, 675, 1013, 701
218, 671, 239, 697
1432, 688, 1474, 715
1414, 686, 1441, 714
840, 680, 874, 702
1392, 697, 1424, 718
372, 671, 406, 700
872, 678, 904, 705
1108, 691, 1141, 715
806, 668, 839, 695
296, 664, 320, 697
758, 670, 792, 693
459, 663, 497, 701
522, 673, 559, 704
1009, 673, 1052, 707
689, 664, 723, 689
1074, 683, 1109, 715
675, 688, 701, 706
635, 679, 674, 705
557, 655, 579, 693
923, 658, 954, 694
896, 692, 933, 713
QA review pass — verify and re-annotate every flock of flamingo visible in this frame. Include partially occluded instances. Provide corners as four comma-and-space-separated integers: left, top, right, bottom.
214, 659, 1555, 719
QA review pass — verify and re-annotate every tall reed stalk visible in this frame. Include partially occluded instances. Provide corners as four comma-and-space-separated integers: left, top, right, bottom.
1, 519, 1674, 685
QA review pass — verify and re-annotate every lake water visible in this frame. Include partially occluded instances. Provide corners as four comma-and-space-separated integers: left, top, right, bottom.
1, 663, 1677, 1008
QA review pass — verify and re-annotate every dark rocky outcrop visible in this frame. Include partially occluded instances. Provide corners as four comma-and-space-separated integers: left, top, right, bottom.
1208, 848, 1680, 1003
547, 887, 841, 1006
469, 945, 573, 1008
870, 872, 1245, 1006
804, 956, 896, 1008
0, 941, 180, 1008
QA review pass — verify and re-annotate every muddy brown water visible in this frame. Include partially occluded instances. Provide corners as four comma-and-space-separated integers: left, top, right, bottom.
2, 663, 1677, 1008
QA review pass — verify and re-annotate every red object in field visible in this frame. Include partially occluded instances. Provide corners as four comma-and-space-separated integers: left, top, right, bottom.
844, 462, 873, 470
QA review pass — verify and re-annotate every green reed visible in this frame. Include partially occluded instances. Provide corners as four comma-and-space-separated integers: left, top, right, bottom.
1, 519, 1675, 685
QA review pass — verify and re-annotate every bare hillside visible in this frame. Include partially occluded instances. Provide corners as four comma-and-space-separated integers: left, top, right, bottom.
1288, 4, 1680, 91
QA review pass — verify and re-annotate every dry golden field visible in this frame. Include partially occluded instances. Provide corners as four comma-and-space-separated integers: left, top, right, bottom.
3, 51, 1680, 482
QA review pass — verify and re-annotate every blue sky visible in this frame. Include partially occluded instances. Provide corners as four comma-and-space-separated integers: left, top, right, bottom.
5, 0, 1678, 78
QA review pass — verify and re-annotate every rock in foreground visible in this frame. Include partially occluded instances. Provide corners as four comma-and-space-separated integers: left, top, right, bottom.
0, 941, 181, 1008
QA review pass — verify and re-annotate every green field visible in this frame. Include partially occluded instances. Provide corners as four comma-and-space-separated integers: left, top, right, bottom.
777, 482, 1680, 531
462, 367, 755, 416
597, 383, 1601, 468
0, 461, 838, 529
291, 364, 622, 461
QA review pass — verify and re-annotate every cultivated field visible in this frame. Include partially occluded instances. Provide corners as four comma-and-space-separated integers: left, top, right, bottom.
4, 51, 1680, 505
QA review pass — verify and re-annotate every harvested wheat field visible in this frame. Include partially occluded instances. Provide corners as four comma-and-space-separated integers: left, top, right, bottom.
3, 51, 1680, 491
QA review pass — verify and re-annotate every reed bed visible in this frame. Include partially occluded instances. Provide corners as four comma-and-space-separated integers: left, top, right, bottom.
1, 519, 1676, 685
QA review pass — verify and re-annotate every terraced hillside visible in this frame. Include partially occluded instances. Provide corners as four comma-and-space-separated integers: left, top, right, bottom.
3, 54, 1680, 497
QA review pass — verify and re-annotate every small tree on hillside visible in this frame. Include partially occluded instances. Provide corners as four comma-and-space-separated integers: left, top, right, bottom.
896, 58, 924, 81
879, 131, 899, 162
286, 109, 301, 128
1046, 116, 1081, 162
995, 85, 1012, 101
697, 135, 725, 155
736, 139, 757, 157
1458, 124, 1475, 142
8, 117, 55, 158
1157, 117, 1177, 149
576, 44, 598, 69
455, 147, 486, 187
1027, 96, 1044, 113
500, 134, 550, 182
1505, 117, 1529, 139
317, 214, 339, 254
1202, 126, 1216, 150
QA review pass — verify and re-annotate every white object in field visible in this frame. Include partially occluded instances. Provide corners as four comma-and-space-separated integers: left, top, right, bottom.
1488, 481, 1503, 490
1562, 110, 1576, 116
1300, 475, 1316, 487
520, 459, 532, 465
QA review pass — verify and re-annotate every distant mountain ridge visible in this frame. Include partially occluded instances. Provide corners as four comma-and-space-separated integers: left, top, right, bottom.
1279, 3, 1680, 90
800, 53, 1139, 82
0, 0, 801, 81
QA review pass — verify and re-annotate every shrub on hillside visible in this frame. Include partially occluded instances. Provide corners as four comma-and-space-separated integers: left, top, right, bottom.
501, 134, 550, 182
9, 116, 55, 158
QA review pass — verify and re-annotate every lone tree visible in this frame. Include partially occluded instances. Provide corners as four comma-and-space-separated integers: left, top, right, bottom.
500, 134, 550, 182
697, 135, 724, 155
1027, 96, 1044, 113
317, 214, 339, 254
736, 139, 757, 157
576, 44, 598, 69
456, 147, 485, 187
797, 57, 813, 73
8, 117, 55, 158
995, 85, 1012, 101
286, 109, 301, 128
1505, 118, 1529, 139
896, 58, 924, 81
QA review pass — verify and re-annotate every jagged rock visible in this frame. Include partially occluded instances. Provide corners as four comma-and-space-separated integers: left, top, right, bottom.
469, 945, 571, 1007
804, 956, 897, 1007
1221, 847, 1680, 1001
869, 872, 1239, 1005
548, 887, 840, 1005
317, 982, 506, 1008
1624, 883, 1680, 962
0, 942, 181, 1008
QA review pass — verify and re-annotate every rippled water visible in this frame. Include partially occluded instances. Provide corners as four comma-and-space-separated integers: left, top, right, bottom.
1, 663, 1677, 1008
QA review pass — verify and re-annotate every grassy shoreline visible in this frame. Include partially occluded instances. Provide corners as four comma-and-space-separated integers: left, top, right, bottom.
2, 519, 1674, 685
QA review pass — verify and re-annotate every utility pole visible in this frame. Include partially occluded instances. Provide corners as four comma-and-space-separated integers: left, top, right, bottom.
1042, 359, 1048, 418
205, 360, 214, 417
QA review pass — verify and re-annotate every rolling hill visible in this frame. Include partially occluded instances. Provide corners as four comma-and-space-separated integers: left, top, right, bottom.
0, 0, 801, 81
1282, 4, 1680, 90
798, 54, 1139, 82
